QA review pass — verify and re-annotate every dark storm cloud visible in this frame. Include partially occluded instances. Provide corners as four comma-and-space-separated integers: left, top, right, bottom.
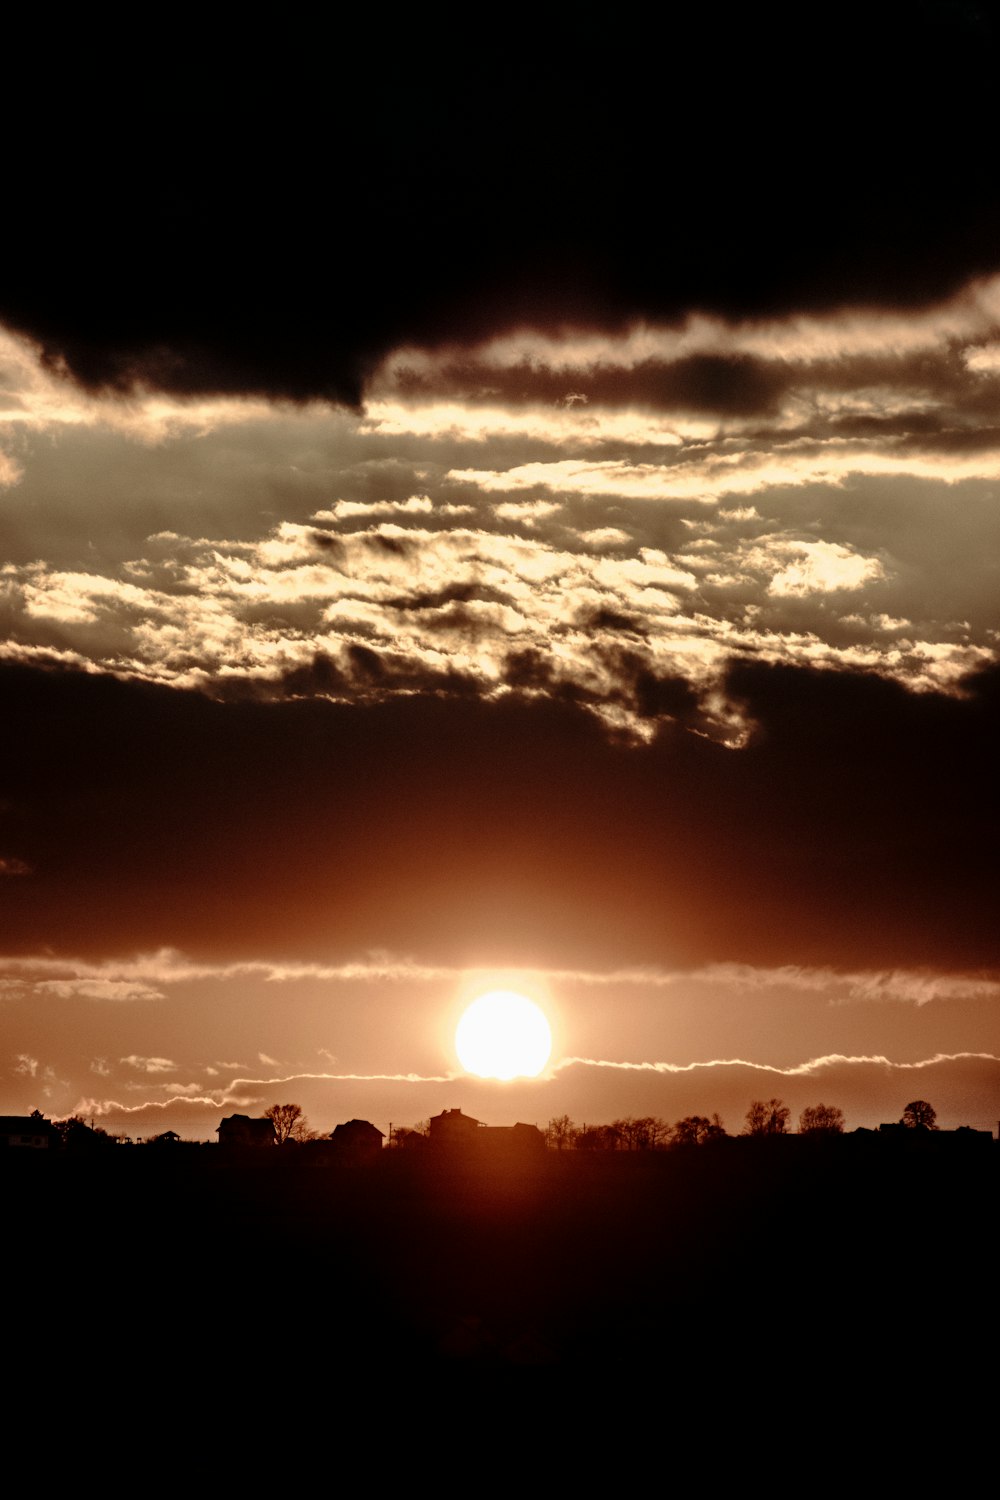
338, 642, 480, 697
385, 354, 789, 418
585, 608, 647, 636
386, 583, 513, 613
371, 335, 1000, 445
502, 643, 703, 732
4, 7, 1000, 404
309, 531, 345, 557
253, 646, 481, 704
0, 657, 995, 972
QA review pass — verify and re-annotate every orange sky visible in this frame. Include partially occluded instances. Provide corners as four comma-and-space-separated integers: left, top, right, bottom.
1, 6, 998, 1139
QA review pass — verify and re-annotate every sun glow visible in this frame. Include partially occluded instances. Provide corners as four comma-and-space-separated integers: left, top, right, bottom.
455, 990, 553, 1080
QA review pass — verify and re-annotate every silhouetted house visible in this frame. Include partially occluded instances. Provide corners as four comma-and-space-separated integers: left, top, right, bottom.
953, 1126, 993, 1147
330, 1119, 384, 1162
875, 1122, 992, 1149
484, 1121, 545, 1155
429, 1108, 486, 1148
0, 1114, 57, 1149
428, 1109, 543, 1156
217, 1114, 276, 1148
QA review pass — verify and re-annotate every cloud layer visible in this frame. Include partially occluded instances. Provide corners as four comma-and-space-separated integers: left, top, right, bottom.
3, 25, 1000, 1146
3, 273, 1000, 743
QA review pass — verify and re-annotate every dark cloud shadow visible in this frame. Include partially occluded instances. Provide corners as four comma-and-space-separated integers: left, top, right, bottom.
0, 656, 995, 972
4, 7, 1000, 403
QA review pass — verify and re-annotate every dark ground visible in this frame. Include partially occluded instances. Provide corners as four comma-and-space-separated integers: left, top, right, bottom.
8, 1137, 994, 1360
6, 1137, 994, 1473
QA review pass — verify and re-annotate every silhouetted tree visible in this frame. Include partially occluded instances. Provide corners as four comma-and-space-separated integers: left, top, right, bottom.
673, 1114, 727, 1146
54, 1116, 115, 1150
576, 1123, 619, 1150
390, 1122, 429, 1149
611, 1119, 639, 1150
264, 1102, 310, 1144
799, 1104, 845, 1135
602, 1117, 669, 1151
744, 1099, 790, 1136
901, 1100, 937, 1130
545, 1115, 578, 1150
633, 1116, 671, 1150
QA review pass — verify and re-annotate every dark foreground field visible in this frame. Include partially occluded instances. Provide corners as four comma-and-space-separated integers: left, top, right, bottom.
7, 1138, 995, 1382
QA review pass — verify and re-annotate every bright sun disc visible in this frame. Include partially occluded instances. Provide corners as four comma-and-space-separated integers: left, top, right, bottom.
455, 990, 552, 1080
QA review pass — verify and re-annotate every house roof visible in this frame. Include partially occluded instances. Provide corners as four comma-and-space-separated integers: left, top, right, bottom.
430, 1108, 483, 1127
217, 1114, 275, 1133
332, 1119, 384, 1137
0, 1115, 56, 1133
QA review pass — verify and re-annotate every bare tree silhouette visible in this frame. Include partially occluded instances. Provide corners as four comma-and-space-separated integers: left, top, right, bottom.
390, 1121, 429, 1149
744, 1099, 790, 1135
799, 1104, 845, 1135
607, 1117, 671, 1150
545, 1115, 578, 1150
673, 1114, 727, 1145
264, 1102, 311, 1144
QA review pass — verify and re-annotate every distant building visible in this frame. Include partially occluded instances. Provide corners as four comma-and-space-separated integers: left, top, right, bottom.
330, 1119, 384, 1163
217, 1114, 276, 1148
875, 1122, 992, 1148
953, 1126, 994, 1145
484, 1121, 545, 1154
428, 1109, 544, 1155
429, 1108, 486, 1148
0, 1114, 57, 1149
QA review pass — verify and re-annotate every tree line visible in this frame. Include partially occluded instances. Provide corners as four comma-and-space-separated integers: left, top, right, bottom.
26, 1098, 942, 1149
529, 1098, 937, 1150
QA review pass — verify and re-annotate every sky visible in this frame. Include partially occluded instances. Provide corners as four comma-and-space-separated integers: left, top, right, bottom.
2, 6, 998, 1138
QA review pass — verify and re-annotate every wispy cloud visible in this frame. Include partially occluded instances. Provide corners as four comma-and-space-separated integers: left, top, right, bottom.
73, 1066, 452, 1121
690, 964, 1000, 1007
0, 950, 995, 1006
36, 979, 164, 1002
314, 496, 474, 520
556, 1050, 1000, 1077
68, 1093, 259, 1119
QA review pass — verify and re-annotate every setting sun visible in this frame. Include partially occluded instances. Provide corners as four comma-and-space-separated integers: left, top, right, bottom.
455, 990, 553, 1080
